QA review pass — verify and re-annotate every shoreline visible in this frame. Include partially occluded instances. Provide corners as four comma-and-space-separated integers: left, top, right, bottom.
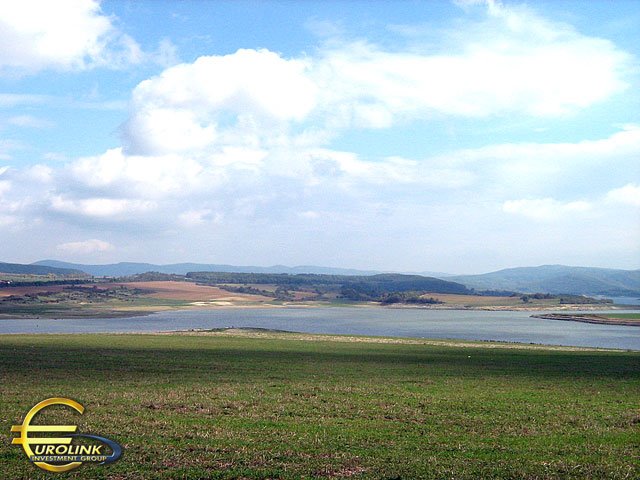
0, 328, 631, 352
531, 313, 640, 327
0, 300, 636, 320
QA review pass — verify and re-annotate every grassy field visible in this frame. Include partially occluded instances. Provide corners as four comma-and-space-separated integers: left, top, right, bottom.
1, 332, 638, 479
0, 297, 190, 319
604, 313, 640, 320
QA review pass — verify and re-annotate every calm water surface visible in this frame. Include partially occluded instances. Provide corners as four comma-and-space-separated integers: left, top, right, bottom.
1, 307, 639, 350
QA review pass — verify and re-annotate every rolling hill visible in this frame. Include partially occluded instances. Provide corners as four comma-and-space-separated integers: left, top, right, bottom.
448, 265, 640, 296
188, 271, 471, 295
0, 261, 85, 276
28, 261, 640, 297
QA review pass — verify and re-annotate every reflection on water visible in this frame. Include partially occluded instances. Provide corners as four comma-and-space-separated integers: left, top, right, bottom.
1, 307, 639, 350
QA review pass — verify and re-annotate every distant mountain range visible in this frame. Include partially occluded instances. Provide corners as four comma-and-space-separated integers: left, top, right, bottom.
32, 260, 382, 277
448, 265, 640, 297
5, 261, 639, 298
0, 261, 84, 276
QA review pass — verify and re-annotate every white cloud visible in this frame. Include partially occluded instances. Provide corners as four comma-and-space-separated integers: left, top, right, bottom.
312, 2, 631, 127
123, 49, 317, 155
116, 0, 632, 163
57, 239, 114, 255
0, 0, 141, 73
503, 198, 592, 221
302, 149, 473, 188
50, 196, 156, 218
69, 148, 205, 197
0, 176, 32, 229
0, 179, 10, 196
430, 124, 640, 196
24, 164, 53, 183
606, 183, 640, 207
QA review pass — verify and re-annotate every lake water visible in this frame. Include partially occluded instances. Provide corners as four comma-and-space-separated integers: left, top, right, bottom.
598, 296, 640, 306
1, 307, 639, 350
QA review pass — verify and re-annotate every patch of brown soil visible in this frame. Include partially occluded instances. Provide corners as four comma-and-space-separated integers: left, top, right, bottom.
115, 281, 272, 302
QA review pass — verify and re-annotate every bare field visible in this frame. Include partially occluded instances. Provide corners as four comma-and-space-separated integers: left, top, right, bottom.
0, 281, 270, 303
115, 281, 273, 303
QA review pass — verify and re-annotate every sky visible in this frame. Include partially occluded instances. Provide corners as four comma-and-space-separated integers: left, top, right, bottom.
0, 0, 639, 274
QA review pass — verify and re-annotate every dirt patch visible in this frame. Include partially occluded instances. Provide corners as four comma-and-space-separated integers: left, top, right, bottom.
114, 281, 273, 302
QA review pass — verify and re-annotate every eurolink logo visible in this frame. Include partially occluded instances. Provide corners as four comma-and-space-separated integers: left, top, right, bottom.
10, 397, 122, 473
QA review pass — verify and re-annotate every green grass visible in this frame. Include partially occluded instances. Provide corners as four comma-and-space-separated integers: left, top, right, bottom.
604, 313, 640, 320
0, 298, 190, 318
1, 333, 638, 479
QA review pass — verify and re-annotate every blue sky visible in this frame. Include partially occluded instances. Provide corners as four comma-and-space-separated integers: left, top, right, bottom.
0, 0, 639, 274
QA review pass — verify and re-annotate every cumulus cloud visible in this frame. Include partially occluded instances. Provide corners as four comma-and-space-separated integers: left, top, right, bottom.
0, 0, 141, 73
69, 148, 205, 197
57, 239, 114, 255
606, 183, 640, 207
122, 49, 317, 155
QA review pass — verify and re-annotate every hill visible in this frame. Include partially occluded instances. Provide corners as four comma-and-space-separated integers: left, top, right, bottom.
33, 260, 381, 277
187, 271, 472, 300
449, 265, 640, 296
0, 261, 84, 276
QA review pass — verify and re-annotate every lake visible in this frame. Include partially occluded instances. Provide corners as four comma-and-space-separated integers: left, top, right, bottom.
597, 296, 640, 306
1, 307, 639, 350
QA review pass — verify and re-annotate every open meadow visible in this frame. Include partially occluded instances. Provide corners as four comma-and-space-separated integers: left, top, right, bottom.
1, 331, 638, 479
